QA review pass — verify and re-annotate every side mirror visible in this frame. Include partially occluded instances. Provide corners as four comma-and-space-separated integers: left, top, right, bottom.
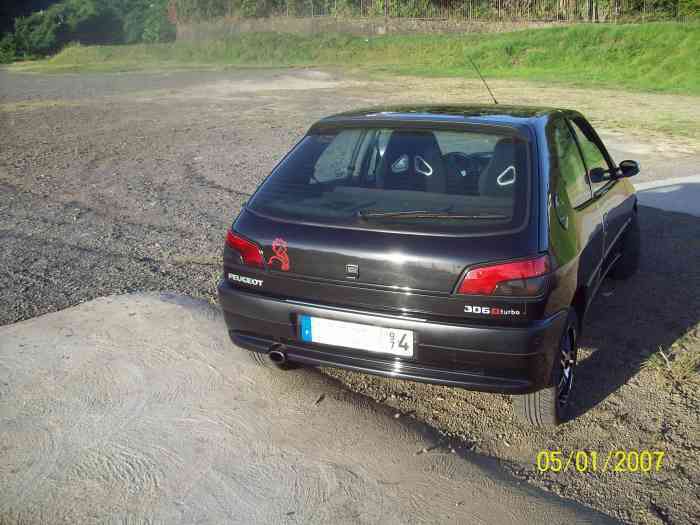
618, 159, 640, 178
589, 167, 609, 184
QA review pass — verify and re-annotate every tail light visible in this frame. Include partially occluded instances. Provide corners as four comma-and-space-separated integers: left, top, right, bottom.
457, 255, 550, 296
226, 230, 264, 268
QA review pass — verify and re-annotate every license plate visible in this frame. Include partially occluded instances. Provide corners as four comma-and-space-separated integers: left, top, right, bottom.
299, 315, 413, 357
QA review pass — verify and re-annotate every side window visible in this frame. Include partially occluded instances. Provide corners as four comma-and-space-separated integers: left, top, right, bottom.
312, 129, 363, 183
552, 119, 592, 208
569, 118, 613, 194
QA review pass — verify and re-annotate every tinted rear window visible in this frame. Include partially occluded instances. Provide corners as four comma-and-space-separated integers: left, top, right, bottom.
247, 127, 531, 235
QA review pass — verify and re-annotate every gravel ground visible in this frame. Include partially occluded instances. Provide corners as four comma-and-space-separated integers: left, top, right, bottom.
1, 68, 698, 524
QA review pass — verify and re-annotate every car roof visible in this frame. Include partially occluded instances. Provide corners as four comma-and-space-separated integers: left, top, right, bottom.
314, 104, 560, 128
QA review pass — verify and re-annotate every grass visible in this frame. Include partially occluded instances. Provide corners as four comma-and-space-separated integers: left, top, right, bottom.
643, 325, 700, 385
9, 22, 700, 95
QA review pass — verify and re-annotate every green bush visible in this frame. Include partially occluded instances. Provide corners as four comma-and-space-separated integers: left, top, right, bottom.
13, 7, 63, 57
142, 0, 176, 43
121, 0, 150, 43
679, 0, 700, 16
12, 0, 123, 57
120, 0, 176, 44
9, 0, 175, 58
0, 33, 16, 63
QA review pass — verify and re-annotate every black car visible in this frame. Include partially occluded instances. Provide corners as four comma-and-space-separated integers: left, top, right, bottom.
218, 105, 640, 425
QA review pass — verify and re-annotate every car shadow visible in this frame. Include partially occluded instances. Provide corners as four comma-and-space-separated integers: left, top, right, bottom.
570, 182, 700, 419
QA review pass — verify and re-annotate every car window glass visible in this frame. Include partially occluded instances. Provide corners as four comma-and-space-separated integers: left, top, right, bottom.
569, 119, 612, 193
313, 129, 364, 182
247, 127, 531, 235
552, 119, 591, 207
435, 132, 500, 155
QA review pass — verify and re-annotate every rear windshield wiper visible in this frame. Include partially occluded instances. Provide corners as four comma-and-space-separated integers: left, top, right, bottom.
357, 210, 509, 220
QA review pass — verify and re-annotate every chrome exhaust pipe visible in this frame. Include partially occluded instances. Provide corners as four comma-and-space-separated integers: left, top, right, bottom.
268, 347, 287, 365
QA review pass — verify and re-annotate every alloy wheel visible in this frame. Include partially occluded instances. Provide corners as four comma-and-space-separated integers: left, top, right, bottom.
557, 325, 577, 407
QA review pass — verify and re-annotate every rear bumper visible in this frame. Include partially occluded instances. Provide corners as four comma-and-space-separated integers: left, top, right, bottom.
218, 281, 567, 394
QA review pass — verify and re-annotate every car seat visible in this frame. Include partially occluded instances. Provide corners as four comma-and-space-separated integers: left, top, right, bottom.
479, 138, 522, 198
380, 131, 447, 193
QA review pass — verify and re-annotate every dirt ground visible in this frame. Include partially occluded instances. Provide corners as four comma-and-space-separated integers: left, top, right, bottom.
1, 68, 698, 524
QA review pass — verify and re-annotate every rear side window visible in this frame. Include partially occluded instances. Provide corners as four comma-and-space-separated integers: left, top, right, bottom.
247, 127, 531, 235
551, 119, 592, 208
312, 129, 365, 183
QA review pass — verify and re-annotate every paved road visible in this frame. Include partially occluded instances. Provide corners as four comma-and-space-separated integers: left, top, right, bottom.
0, 294, 616, 524
635, 175, 700, 217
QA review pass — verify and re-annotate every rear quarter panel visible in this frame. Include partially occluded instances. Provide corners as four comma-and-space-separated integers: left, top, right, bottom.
534, 114, 604, 320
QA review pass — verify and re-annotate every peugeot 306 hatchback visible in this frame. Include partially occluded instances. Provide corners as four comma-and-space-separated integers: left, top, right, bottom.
218, 105, 640, 425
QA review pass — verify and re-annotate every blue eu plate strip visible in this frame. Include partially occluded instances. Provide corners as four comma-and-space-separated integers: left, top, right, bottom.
300, 315, 313, 342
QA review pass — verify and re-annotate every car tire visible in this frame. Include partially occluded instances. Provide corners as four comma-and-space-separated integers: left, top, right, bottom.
247, 349, 299, 370
609, 213, 640, 280
513, 310, 578, 426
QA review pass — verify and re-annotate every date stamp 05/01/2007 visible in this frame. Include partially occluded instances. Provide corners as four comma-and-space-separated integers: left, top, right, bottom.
536, 450, 666, 474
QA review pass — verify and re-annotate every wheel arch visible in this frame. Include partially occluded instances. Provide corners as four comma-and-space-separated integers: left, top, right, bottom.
570, 286, 587, 334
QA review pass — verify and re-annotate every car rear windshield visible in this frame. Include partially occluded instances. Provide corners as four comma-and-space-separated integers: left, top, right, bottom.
247, 126, 531, 235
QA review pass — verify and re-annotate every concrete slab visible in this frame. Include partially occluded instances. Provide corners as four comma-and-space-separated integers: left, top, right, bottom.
0, 294, 615, 524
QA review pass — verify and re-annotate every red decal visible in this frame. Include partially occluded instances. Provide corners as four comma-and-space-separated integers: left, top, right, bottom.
267, 237, 290, 271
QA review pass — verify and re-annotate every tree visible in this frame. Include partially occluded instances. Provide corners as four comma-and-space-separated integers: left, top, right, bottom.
9, 0, 175, 58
